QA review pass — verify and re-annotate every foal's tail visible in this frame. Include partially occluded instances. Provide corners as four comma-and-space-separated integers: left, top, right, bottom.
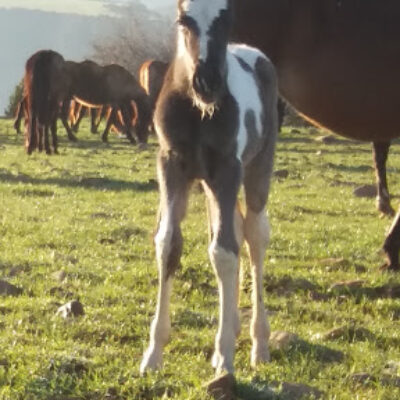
25, 52, 52, 154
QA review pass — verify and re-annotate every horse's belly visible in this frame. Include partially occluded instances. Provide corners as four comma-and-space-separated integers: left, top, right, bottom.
279, 61, 400, 141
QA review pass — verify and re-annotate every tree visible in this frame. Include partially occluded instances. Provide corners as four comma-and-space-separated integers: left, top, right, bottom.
4, 79, 23, 118
91, 2, 173, 76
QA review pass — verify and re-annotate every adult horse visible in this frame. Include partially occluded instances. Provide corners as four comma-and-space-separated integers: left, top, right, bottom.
233, 0, 400, 271
23, 50, 75, 154
65, 60, 151, 145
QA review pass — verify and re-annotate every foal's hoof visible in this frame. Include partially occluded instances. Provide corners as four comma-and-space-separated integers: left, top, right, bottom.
140, 348, 163, 375
68, 134, 78, 142
251, 344, 270, 367
101, 135, 108, 143
377, 200, 395, 217
379, 262, 400, 272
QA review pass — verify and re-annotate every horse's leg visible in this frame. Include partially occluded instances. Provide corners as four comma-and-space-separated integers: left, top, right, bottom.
101, 107, 117, 143
51, 118, 58, 154
140, 151, 190, 373
60, 100, 78, 142
73, 105, 86, 133
120, 103, 136, 144
203, 158, 241, 375
90, 108, 99, 134
27, 115, 37, 155
373, 141, 394, 216
14, 98, 25, 134
243, 122, 277, 366
382, 211, 400, 271
44, 123, 51, 155
204, 190, 243, 344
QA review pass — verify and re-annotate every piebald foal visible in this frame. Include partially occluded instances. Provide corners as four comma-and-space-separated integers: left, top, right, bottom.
141, 0, 278, 375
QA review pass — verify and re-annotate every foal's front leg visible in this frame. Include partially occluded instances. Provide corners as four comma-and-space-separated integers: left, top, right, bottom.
140, 152, 190, 373
204, 161, 241, 375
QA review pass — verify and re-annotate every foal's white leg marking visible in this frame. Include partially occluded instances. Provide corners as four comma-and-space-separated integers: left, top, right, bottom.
140, 205, 174, 373
244, 210, 271, 366
209, 243, 239, 375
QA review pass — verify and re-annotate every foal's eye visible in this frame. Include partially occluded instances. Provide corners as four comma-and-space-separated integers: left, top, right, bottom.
177, 15, 199, 35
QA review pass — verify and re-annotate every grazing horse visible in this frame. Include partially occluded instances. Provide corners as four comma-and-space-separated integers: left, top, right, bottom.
139, 60, 169, 111
65, 60, 151, 145
24, 50, 74, 154
233, 0, 400, 270
140, 0, 278, 375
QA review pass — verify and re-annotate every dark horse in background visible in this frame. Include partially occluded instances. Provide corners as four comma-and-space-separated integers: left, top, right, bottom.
24, 50, 73, 154
23, 51, 151, 154
233, 0, 400, 270
65, 60, 151, 145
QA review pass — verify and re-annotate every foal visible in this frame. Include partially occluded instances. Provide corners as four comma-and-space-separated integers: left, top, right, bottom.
141, 0, 278, 375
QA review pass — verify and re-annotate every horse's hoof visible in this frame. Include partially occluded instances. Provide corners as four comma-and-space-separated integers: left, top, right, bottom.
251, 345, 270, 367
140, 348, 163, 375
68, 135, 78, 142
138, 143, 148, 151
379, 262, 400, 272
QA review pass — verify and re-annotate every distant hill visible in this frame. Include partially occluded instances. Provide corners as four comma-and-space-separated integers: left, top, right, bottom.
0, 8, 115, 115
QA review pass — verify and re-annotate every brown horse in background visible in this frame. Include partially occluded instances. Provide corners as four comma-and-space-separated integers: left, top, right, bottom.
233, 0, 400, 270
139, 60, 169, 133
23, 50, 76, 154
65, 60, 151, 145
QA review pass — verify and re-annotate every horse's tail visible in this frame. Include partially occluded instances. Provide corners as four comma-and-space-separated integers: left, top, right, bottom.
139, 60, 153, 95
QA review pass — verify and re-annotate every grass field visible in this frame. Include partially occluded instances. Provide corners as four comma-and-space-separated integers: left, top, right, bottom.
0, 119, 399, 399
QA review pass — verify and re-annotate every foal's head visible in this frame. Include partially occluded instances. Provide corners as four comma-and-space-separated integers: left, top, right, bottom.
177, 0, 233, 116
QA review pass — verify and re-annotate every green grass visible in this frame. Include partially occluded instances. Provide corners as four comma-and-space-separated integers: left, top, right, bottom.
0, 119, 399, 399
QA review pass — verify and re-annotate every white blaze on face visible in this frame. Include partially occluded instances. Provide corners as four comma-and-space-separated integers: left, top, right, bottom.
179, 0, 228, 61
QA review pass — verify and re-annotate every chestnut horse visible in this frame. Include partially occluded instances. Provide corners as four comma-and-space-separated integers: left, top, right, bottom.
233, 0, 400, 271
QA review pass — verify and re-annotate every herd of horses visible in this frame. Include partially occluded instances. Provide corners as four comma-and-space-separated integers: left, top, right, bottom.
18, 51, 154, 155
10, 0, 400, 378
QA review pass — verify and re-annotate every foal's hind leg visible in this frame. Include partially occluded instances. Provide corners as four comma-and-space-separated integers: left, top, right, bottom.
140, 151, 190, 373
243, 140, 277, 366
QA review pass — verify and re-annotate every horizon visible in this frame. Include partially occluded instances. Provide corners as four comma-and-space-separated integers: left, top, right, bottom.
0, 0, 174, 114
0, 0, 173, 16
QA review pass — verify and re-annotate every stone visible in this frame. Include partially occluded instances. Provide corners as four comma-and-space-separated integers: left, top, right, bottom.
350, 373, 376, 385
207, 373, 236, 400
269, 331, 301, 351
353, 184, 377, 198
272, 382, 323, 399
273, 169, 289, 179
57, 300, 85, 318
313, 325, 374, 342
52, 270, 67, 283
328, 280, 365, 294
0, 280, 22, 296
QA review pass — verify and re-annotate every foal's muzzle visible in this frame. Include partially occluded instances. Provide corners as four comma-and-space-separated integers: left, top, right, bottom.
192, 61, 223, 105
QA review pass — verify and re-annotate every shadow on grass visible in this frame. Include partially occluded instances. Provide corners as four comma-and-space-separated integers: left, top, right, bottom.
271, 339, 345, 364
0, 169, 158, 192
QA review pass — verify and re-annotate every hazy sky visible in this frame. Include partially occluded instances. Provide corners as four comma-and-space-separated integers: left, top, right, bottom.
0, 0, 173, 16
